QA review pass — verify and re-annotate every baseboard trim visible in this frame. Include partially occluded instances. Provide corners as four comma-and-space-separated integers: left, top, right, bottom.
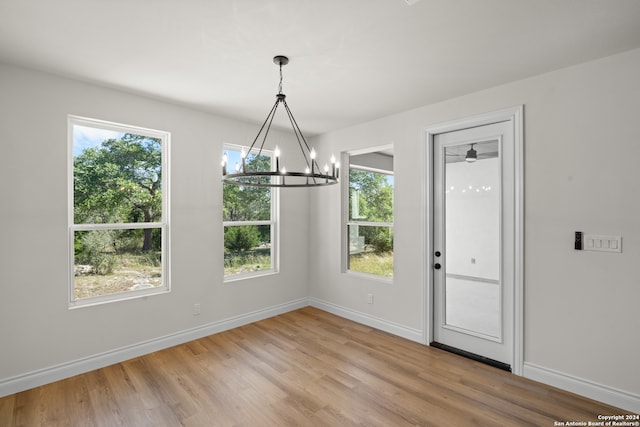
523, 362, 640, 413
308, 297, 424, 343
0, 298, 308, 398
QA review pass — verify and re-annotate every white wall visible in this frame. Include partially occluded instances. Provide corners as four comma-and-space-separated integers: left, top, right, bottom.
0, 63, 309, 387
309, 49, 640, 399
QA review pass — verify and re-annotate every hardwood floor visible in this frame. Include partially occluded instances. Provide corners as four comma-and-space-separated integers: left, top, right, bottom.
0, 307, 629, 426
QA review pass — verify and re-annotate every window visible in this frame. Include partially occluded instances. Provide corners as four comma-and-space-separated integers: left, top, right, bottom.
69, 116, 169, 306
223, 146, 277, 279
345, 148, 394, 278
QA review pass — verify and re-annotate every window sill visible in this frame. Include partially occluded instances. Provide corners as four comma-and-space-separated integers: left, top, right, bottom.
344, 270, 394, 284
68, 286, 171, 309
224, 269, 278, 283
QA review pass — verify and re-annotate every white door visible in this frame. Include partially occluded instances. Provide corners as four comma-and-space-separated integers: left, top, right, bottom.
432, 120, 516, 369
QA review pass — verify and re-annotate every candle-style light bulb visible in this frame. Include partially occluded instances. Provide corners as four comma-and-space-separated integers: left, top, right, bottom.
305, 166, 310, 174
330, 154, 336, 177
240, 148, 247, 173
324, 163, 329, 173
310, 148, 316, 174
222, 152, 228, 175
281, 166, 286, 174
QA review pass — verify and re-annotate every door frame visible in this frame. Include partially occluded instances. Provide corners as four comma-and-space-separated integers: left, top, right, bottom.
423, 106, 524, 375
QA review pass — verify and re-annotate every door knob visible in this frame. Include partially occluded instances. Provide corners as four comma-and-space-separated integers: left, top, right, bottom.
434, 263, 441, 270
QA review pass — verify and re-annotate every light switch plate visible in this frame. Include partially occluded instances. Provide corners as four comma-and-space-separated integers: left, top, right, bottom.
583, 234, 622, 253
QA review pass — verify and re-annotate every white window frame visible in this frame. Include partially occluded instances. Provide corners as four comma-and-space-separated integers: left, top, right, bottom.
68, 115, 170, 308
222, 144, 279, 281
342, 146, 394, 282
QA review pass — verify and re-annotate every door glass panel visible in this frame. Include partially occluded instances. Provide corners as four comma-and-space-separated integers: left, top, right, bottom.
444, 140, 501, 338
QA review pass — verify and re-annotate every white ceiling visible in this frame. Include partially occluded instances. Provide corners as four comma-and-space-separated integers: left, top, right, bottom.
1, 0, 639, 135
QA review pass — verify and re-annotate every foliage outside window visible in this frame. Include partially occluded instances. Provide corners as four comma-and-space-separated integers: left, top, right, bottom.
69, 116, 169, 306
347, 160, 394, 278
223, 147, 276, 279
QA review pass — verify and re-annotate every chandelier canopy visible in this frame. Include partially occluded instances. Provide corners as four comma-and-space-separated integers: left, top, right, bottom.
221, 55, 339, 188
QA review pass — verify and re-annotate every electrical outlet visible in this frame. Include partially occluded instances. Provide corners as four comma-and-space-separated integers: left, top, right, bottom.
193, 303, 201, 315
367, 294, 374, 304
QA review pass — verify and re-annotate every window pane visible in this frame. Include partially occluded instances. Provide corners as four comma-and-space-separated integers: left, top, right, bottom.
348, 225, 393, 277
349, 169, 393, 222
73, 228, 163, 300
224, 225, 271, 276
223, 149, 271, 222
73, 126, 162, 224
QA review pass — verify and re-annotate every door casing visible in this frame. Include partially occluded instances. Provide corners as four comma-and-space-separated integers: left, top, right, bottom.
423, 106, 524, 375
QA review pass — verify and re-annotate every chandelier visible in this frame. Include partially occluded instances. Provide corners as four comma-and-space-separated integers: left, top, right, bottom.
221, 55, 339, 188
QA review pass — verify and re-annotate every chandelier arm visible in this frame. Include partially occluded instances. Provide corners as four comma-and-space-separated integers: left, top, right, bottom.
284, 102, 320, 170
282, 100, 321, 183
282, 101, 311, 165
282, 100, 313, 152
256, 100, 281, 161
282, 101, 317, 185
247, 99, 280, 158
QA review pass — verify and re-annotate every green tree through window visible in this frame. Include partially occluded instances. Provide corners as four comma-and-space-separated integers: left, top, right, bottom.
74, 133, 162, 250
70, 117, 169, 304
222, 148, 276, 278
347, 155, 394, 278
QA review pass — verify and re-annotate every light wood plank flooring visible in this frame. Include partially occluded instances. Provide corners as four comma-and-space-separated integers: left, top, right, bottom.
0, 307, 629, 426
